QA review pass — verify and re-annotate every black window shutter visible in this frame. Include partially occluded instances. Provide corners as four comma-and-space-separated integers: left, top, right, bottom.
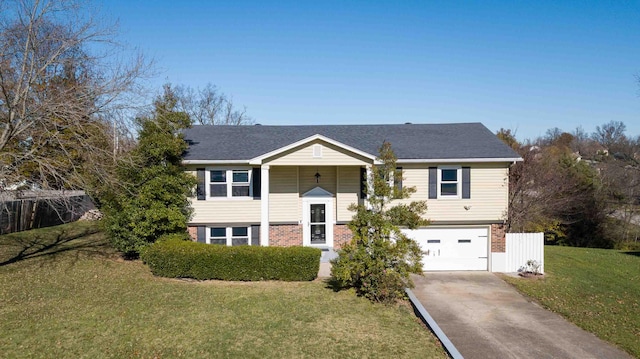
395, 167, 403, 191
252, 168, 261, 198
360, 167, 367, 199
428, 167, 437, 199
197, 226, 206, 243
462, 167, 471, 199
196, 168, 206, 200
251, 225, 260, 246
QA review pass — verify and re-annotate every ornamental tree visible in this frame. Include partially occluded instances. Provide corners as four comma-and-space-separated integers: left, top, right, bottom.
330, 141, 428, 303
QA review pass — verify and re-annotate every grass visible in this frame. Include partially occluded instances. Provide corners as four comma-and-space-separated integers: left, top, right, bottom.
502, 245, 640, 358
0, 222, 446, 358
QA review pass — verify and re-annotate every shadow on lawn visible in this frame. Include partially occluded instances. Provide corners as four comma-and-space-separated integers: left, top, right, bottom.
622, 251, 640, 257
0, 226, 110, 267
324, 277, 343, 292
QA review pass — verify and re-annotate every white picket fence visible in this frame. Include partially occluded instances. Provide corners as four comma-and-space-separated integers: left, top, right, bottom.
504, 232, 544, 273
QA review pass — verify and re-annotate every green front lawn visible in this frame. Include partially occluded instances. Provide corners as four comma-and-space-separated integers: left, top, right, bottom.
0, 222, 446, 358
502, 246, 640, 358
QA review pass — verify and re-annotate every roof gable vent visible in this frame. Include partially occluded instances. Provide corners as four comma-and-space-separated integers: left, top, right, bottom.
313, 144, 322, 158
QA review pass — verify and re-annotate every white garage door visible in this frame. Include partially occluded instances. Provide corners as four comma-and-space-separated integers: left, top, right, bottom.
402, 227, 489, 271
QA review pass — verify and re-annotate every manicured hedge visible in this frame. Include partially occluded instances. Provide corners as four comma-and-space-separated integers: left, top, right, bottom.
141, 239, 321, 281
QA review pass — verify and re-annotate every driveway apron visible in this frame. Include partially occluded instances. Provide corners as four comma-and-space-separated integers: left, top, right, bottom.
411, 272, 632, 359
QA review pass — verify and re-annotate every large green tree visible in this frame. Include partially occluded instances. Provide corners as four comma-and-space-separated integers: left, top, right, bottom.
330, 142, 428, 303
103, 86, 195, 257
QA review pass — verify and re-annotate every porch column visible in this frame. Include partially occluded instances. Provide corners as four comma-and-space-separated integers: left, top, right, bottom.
365, 164, 373, 210
260, 165, 270, 246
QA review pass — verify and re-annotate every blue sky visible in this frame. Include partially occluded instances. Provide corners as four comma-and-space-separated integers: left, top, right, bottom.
104, 1, 640, 141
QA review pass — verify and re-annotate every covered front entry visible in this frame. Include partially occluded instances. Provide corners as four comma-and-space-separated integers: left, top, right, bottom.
402, 227, 489, 271
302, 187, 334, 247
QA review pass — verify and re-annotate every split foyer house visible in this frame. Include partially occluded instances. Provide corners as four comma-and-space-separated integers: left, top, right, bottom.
182, 123, 522, 271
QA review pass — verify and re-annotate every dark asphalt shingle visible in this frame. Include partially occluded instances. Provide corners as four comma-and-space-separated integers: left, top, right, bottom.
182, 123, 520, 161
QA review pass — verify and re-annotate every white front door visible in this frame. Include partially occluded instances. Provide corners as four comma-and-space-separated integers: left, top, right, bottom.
302, 197, 333, 247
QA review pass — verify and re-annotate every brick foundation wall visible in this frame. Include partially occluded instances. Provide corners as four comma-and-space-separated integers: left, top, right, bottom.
187, 226, 197, 241
490, 223, 506, 253
333, 224, 353, 249
190, 223, 353, 249
270, 224, 303, 246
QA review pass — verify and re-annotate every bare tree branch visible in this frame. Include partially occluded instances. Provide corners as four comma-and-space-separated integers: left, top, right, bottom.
0, 0, 152, 194
171, 83, 254, 126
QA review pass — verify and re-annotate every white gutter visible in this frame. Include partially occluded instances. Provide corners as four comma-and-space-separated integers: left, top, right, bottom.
184, 157, 523, 165
397, 157, 523, 164
182, 160, 251, 165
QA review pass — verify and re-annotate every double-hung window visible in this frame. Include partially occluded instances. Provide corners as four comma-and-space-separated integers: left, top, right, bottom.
438, 167, 461, 198
207, 168, 252, 198
207, 226, 252, 246
209, 227, 227, 245
231, 170, 250, 197
209, 170, 227, 197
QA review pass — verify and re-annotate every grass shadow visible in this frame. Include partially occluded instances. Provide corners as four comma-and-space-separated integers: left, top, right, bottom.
622, 251, 640, 257
0, 223, 112, 267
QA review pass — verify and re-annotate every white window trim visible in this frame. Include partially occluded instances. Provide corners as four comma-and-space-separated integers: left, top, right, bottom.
206, 226, 252, 246
437, 166, 462, 199
206, 167, 253, 200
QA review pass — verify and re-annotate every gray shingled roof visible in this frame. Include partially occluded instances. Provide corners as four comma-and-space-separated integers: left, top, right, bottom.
182, 123, 520, 161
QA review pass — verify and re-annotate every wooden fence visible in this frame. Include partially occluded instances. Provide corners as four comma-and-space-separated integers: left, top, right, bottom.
0, 195, 94, 235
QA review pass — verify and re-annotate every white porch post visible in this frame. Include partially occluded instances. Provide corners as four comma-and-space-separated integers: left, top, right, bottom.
365, 164, 373, 210
260, 165, 270, 246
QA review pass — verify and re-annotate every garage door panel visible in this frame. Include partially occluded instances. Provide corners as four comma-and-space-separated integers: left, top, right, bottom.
402, 227, 489, 271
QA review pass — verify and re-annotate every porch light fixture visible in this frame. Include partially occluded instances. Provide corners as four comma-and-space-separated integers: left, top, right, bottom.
314, 169, 321, 183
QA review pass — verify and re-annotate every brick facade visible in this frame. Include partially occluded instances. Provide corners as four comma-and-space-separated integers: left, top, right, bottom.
490, 223, 506, 253
333, 224, 353, 249
269, 224, 303, 246
187, 226, 197, 241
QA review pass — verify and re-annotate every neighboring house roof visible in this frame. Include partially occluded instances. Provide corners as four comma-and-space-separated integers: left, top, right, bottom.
182, 122, 522, 163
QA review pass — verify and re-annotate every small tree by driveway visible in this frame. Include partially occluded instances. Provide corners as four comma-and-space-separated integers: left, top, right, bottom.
331, 142, 428, 303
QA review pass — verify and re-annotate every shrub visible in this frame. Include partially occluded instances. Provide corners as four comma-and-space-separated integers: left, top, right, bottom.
615, 241, 640, 251
157, 232, 192, 242
140, 239, 321, 281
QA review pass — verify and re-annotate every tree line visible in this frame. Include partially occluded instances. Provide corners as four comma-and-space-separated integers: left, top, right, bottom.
499, 121, 640, 249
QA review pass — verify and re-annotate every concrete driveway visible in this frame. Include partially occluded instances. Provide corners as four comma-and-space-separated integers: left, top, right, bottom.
411, 272, 632, 359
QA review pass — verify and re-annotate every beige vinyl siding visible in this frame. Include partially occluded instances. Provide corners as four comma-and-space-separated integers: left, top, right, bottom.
393, 163, 509, 222
337, 166, 360, 221
190, 199, 261, 223
299, 166, 337, 221
269, 166, 300, 222
299, 166, 336, 194
185, 165, 261, 223
184, 167, 197, 178
264, 140, 371, 166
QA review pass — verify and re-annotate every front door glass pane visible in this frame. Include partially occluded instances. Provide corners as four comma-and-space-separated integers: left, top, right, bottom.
310, 204, 325, 223
310, 203, 326, 244
311, 224, 326, 244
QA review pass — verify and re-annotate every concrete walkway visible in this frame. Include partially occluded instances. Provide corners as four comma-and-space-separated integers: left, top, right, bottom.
411, 272, 632, 359
317, 248, 337, 278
